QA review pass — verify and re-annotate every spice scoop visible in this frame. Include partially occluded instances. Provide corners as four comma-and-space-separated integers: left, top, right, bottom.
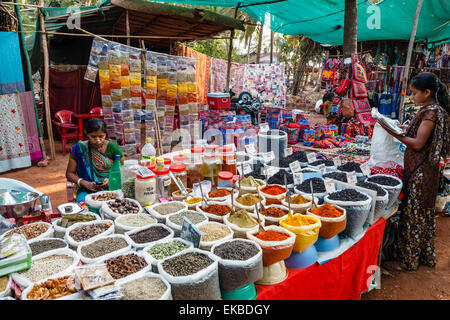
254, 203, 265, 233
230, 186, 235, 215
198, 179, 209, 209
169, 171, 189, 197
284, 175, 292, 218
310, 180, 317, 210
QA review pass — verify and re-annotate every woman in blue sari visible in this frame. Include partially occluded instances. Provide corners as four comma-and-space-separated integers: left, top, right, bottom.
66, 118, 124, 203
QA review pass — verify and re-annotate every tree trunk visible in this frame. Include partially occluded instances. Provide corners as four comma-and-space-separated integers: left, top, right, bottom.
270, 30, 274, 64
343, 0, 358, 59
315, 51, 328, 92
256, 23, 263, 64
246, 33, 252, 64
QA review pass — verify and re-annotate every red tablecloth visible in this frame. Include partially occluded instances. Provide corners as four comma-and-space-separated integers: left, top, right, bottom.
256, 217, 386, 300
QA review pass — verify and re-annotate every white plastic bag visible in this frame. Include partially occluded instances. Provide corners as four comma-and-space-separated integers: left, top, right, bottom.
77, 234, 132, 264
223, 214, 263, 239
250, 204, 292, 226
234, 178, 265, 195
0, 275, 11, 298
206, 187, 239, 203
115, 271, 172, 300
258, 184, 287, 201
369, 122, 404, 167
101, 198, 143, 220
281, 194, 318, 214
27, 237, 68, 259
198, 222, 234, 251
146, 201, 188, 224
114, 213, 157, 234
64, 219, 115, 250
366, 174, 403, 209
52, 213, 100, 239
165, 210, 207, 237
85, 190, 124, 209
142, 237, 193, 273
125, 223, 174, 249
196, 201, 231, 223
21, 276, 82, 300
97, 250, 153, 282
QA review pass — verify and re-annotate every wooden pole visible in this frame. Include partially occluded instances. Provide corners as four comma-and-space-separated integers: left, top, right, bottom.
246, 32, 252, 64
256, 23, 263, 64
270, 30, 274, 64
225, 3, 240, 92
38, 1, 56, 160
398, 0, 423, 122
126, 9, 130, 46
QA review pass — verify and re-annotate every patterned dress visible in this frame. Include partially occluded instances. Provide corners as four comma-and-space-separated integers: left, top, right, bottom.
397, 104, 449, 271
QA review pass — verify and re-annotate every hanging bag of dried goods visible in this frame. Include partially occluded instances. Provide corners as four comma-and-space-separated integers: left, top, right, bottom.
1, 222, 54, 242
52, 213, 100, 239
101, 250, 152, 282
64, 220, 114, 250
147, 201, 188, 224
197, 222, 234, 251
253, 204, 293, 227
258, 184, 287, 201
356, 181, 389, 222
114, 213, 157, 234
247, 225, 296, 266
85, 190, 124, 210
324, 189, 372, 239
143, 237, 193, 273
12, 248, 80, 290
125, 224, 174, 250
116, 272, 172, 300
195, 202, 232, 224
101, 198, 143, 220
306, 203, 347, 239
281, 193, 318, 214
77, 234, 132, 265
157, 248, 221, 300
223, 209, 263, 239
211, 239, 263, 292
21, 275, 82, 300
279, 214, 321, 253
165, 210, 207, 237
365, 174, 403, 209
0, 274, 11, 298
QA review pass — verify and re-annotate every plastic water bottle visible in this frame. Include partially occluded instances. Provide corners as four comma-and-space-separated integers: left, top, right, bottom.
141, 138, 157, 161
109, 155, 122, 191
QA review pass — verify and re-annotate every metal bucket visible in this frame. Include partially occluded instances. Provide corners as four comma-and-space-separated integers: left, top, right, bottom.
0, 190, 42, 220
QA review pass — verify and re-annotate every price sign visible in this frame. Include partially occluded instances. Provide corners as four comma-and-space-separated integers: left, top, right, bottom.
238, 163, 252, 176
324, 178, 336, 193
285, 147, 293, 156
264, 166, 279, 177
245, 144, 257, 155
307, 152, 316, 163
289, 160, 302, 173
293, 172, 303, 185
347, 171, 357, 185
259, 122, 269, 133
193, 180, 212, 197
263, 151, 275, 163
333, 157, 342, 167
136, 167, 154, 178
180, 217, 202, 248
360, 161, 371, 176
318, 164, 327, 174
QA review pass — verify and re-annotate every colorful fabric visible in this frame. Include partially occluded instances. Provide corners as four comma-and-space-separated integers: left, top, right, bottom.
0, 32, 25, 95
209, 58, 245, 95
0, 93, 31, 173
19, 91, 43, 163
180, 46, 210, 104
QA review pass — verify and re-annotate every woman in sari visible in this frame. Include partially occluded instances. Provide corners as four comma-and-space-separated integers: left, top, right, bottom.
66, 118, 125, 203
380, 72, 449, 271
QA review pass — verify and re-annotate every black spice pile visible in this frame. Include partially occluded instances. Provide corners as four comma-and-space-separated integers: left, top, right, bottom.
367, 175, 400, 187
162, 252, 213, 277
323, 171, 348, 182
213, 240, 259, 261
129, 225, 171, 244
337, 161, 362, 173
267, 170, 294, 185
296, 178, 326, 193
328, 189, 369, 201
356, 181, 387, 197
29, 239, 66, 256
310, 159, 335, 167
244, 162, 266, 180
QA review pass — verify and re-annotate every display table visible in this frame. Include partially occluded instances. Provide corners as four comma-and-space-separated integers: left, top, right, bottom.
255, 217, 386, 300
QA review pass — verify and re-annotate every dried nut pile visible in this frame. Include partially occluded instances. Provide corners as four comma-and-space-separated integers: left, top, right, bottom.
68, 222, 112, 242
105, 253, 148, 279
121, 277, 167, 300
80, 237, 129, 259
92, 192, 119, 201
107, 199, 140, 214
4, 223, 49, 240
19, 254, 74, 283
26, 275, 77, 300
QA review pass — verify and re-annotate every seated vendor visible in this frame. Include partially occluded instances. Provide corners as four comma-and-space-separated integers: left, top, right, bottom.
66, 118, 125, 203
314, 92, 335, 115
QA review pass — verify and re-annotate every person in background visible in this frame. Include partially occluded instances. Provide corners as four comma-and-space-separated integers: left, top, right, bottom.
380, 72, 449, 272
66, 118, 125, 203
314, 92, 335, 114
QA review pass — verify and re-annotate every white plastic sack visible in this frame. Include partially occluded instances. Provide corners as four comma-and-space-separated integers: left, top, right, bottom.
235, 178, 265, 195
198, 222, 234, 251
281, 194, 318, 214
165, 210, 207, 237
223, 214, 263, 239
142, 237, 193, 273
52, 213, 100, 239
27, 237, 68, 259
64, 219, 115, 250
258, 184, 287, 201
146, 201, 188, 224
125, 223, 174, 249
206, 187, 239, 203
356, 182, 390, 222
369, 122, 404, 167
77, 234, 132, 264
196, 201, 231, 223
0, 275, 11, 298
115, 271, 172, 300
0, 222, 55, 242
21, 277, 83, 300
101, 198, 143, 220
114, 213, 157, 234
96, 250, 153, 282
250, 204, 292, 226
85, 190, 124, 209
366, 174, 403, 209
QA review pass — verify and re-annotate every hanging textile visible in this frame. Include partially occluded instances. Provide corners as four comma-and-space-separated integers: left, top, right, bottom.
209, 58, 245, 95
0, 93, 31, 173
180, 45, 210, 105
242, 63, 286, 108
0, 32, 25, 95
19, 91, 43, 164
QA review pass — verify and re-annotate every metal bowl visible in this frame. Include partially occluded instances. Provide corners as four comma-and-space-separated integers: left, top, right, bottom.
0, 190, 41, 220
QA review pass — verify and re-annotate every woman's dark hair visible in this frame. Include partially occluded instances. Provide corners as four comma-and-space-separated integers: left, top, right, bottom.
323, 92, 335, 103
85, 118, 107, 134
410, 72, 449, 113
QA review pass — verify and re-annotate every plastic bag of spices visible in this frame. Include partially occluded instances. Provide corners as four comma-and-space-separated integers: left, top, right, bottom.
211, 239, 263, 292
0, 275, 11, 298
101, 198, 143, 220
258, 184, 287, 201
195, 201, 232, 224
356, 181, 389, 222
64, 220, 115, 250
279, 213, 322, 253
85, 190, 124, 209
250, 204, 292, 227
206, 187, 239, 203
223, 211, 263, 239
146, 201, 188, 224
165, 210, 208, 237
198, 222, 234, 251
281, 194, 318, 214
116, 272, 173, 300
2, 221, 54, 242
52, 213, 100, 239
142, 237, 193, 273
114, 213, 157, 234
99, 250, 152, 282
306, 204, 346, 239
246, 225, 296, 267
124, 223, 174, 250
77, 234, 132, 265
365, 174, 403, 209
21, 275, 82, 300
157, 248, 221, 300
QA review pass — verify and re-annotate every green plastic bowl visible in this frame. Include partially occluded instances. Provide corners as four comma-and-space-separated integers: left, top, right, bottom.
220, 283, 257, 300
86, 205, 100, 214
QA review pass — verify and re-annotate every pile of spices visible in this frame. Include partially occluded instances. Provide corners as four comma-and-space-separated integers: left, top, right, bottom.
116, 214, 156, 228
107, 199, 140, 214
0, 276, 8, 292
254, 230, 289, 241
283, 214, 317, 226
290, 194, 309, 205
338, 161, 362, 173
356, 181, 388, 197
26, 275, 77, 300
167, 211, 207, 226
146, 240, 189, 260
121, 277, 167, 300
4, 223, 49, 240
57, 214, 96, 228
92, 192, 118, 201
236, 193, 260, 206
184, 197, 202, 205
29, 239, 66, 256
105, 253, 148, 279
271, 151, 307, 167
202, 204, 231, 216
152, 202, 186, 215
244, 169, 266, 181
208, 189, 230, 198
264, 198, 282, 205
213, 240, 259, 260
129, 225, 170, 244
260, 185, 286, 196
240, 176, 263, 188
310, 159, 335, 167
228, 209, 258, 228
260, 207, 288, 218
267, 170, 294, 185
311, 203, 344, 218
80, 237, 129, 259
296, 178, 326, 193
323, 172, 348, 182
328, 189, 369, 202
198, 224, 231, 242
366, 175, 401, 187
68, 222, 112, 242
19, 254, 74, 283
161, 252, 213, 277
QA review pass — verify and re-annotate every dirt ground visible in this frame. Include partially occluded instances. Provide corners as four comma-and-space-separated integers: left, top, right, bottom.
1, 135, 449, 300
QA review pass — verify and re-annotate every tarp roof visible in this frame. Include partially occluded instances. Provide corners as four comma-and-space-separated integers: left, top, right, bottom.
152, 0, 450, 45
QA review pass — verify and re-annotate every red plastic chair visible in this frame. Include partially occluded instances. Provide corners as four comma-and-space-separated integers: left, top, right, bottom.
89, 107, 103, 114
52, 110, 79, 155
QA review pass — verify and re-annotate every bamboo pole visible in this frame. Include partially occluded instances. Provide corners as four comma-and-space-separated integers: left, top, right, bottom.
38, 1, 56, 160
126, 9, 130, 46
398, 0, 423, 122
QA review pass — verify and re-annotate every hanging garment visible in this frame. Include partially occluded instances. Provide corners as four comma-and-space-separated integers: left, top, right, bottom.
180, 46, 210, 105
378, 92, 393, 116
19, 91, 43, 163
0, 32, 25, 95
